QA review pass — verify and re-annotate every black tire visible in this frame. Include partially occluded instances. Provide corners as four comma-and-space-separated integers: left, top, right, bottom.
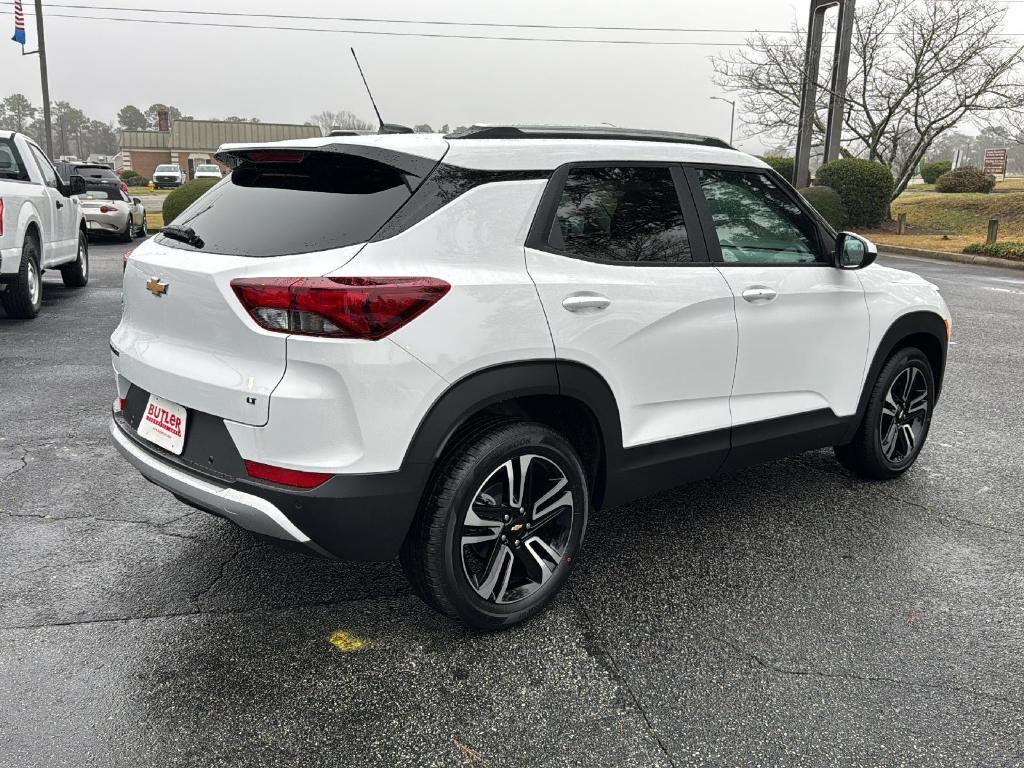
138, 212, 148, 238
1, 235, 43, 319
835, 347, 935, 480
401, 421, 589, 630
120, 214, 134, 242
60, 231, 89, 288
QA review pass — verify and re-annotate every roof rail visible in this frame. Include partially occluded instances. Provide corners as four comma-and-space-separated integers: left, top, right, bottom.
444, 124, 733, 149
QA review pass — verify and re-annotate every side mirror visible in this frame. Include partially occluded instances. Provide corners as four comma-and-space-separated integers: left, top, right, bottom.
66, 175, 87, 197
132, 197, 142, 205
834, 231, 877, 270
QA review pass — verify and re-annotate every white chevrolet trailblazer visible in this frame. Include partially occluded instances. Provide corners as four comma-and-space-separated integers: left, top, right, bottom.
109, 126, 952, 629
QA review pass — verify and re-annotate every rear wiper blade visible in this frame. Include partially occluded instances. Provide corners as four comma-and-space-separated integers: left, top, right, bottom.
161, 225, 205, 249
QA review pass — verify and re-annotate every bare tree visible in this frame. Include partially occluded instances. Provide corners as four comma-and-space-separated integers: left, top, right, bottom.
309, 110, 375, 135
712, 0, 1024, 198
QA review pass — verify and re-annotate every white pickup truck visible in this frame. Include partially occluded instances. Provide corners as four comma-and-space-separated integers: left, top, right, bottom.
1, 129, 89, 319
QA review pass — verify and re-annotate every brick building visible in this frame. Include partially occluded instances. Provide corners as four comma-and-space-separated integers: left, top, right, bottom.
119, 113, 321, 180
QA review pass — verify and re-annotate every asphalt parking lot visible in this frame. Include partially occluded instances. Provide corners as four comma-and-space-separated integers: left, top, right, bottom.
2, 240, 1023, 767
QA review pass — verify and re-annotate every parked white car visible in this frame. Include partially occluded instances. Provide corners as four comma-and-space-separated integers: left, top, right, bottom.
193, 164, 223, 180
110, 126, 952, 629
152, 164, 184, 188
78, 183, 147, 242
0, 129, 89, 318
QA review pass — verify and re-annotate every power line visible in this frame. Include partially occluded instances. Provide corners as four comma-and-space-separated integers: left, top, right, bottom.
0, 1, 796, 35
0, 7, 780, 46
4, 3, 1023, 44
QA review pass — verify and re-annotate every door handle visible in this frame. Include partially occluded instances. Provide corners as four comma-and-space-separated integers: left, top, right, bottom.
562, 293, 611, 312
55, 200, 64, 209
741, 286, 777, 303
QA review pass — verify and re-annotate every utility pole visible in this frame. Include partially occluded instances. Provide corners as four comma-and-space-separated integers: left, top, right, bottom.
710, 96, 736, 145
793, 0, 856, 188
35, 0, 53, 157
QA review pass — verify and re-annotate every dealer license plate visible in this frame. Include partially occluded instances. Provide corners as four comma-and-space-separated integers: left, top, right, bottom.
136, 394, 188, 455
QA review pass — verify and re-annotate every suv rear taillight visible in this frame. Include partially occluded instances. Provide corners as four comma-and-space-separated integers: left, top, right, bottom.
230, 277, 450, 340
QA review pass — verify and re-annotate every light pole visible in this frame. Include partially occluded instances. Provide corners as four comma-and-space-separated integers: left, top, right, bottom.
710, 96, 736, 146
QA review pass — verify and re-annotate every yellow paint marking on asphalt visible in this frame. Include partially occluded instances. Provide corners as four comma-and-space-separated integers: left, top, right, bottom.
328, 630, 367, 653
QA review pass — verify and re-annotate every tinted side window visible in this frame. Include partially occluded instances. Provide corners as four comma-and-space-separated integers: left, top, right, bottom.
28, 145, 60, 189
0, 139, 29, 182
549, 166, 693, 264
697, 169, 823, 264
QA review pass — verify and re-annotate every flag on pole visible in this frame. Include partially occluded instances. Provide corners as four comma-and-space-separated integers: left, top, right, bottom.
11, 0, 26, 45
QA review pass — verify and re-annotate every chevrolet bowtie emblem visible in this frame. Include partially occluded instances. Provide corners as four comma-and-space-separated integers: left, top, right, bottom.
510, 523, 524, 532
146, 277, 169, 297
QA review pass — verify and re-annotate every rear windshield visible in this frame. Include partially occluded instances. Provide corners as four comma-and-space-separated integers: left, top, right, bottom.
0, 139, 29, 181
80, 187, 126, 201
158, 151, 420, 257
75, 166, 118, 181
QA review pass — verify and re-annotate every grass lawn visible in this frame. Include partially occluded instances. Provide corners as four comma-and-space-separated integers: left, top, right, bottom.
129, 186, 172, 197
145, 211, 164, 230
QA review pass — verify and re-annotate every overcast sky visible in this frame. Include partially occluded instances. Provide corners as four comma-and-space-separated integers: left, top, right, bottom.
4, 0, 1023, 152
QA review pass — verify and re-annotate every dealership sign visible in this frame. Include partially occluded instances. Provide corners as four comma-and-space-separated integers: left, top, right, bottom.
984, 148, 1008, 177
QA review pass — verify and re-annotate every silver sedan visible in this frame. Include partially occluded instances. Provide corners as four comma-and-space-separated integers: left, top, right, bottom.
78, 187, 147, 242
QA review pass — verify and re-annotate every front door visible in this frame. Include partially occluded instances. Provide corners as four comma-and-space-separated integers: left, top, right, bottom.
686, 166, 869, 444
27, 143, 76, 264
525, 163, 738, 470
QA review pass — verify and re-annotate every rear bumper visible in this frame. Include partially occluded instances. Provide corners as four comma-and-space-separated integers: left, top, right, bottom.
1, 244, 20, 275
109, 414, 428, 561
110, 418, 311, 544
84, 211, 128, 233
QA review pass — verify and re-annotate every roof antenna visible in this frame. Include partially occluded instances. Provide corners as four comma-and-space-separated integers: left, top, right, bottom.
350, 47, 413, 135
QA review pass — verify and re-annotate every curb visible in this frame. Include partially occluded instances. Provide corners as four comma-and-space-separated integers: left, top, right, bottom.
879, 243, 1024, 271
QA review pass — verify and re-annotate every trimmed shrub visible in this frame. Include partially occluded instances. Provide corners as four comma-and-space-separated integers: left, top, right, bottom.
162, 179, 218, 224
760, 155, 795, 181
116, 168, 136, 180
963, 241, 1024, 261
799, 185, 846, 229
816, 158, 894, 228
935, 166, 996, 194
920, 160, 952, 185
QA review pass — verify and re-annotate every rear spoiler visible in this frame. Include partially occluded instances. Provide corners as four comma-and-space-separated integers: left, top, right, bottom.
214, 142, 443, 180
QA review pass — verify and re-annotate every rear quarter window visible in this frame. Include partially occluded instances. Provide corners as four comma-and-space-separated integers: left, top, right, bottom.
0, 140, 30, 182
159, 151, 422, 257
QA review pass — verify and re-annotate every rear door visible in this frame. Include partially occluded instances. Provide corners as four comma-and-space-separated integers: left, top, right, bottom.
112, 144, 444, 426
25, 142, 74, 263
525, 163, 737, 456
685, 166, 869, 428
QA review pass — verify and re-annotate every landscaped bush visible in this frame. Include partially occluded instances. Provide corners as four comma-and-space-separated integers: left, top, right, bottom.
162, 179, 218, 224
963, 241, 1024, 261
920, 160, 952, 184
816, 158, 894, 228
935, 166, 996, 194
760, 155, 795, 181
116, 169, 149, 186
799, 185, 846, 229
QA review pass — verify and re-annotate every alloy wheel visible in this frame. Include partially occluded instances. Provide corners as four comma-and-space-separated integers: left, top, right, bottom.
460, 453, 575, 605
79, 240, 88, 279
27, 258, 40, 308
879, 364, 930, 465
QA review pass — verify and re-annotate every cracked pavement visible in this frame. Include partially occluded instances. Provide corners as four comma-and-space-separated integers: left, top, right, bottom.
2, 242, 1023, 766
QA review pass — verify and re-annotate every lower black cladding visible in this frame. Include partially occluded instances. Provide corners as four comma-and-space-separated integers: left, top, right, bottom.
118, 385, 427, 561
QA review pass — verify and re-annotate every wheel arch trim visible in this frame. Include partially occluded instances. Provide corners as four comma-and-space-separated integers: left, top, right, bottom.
401, 360, 622, 479
850, 310, 948, 439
